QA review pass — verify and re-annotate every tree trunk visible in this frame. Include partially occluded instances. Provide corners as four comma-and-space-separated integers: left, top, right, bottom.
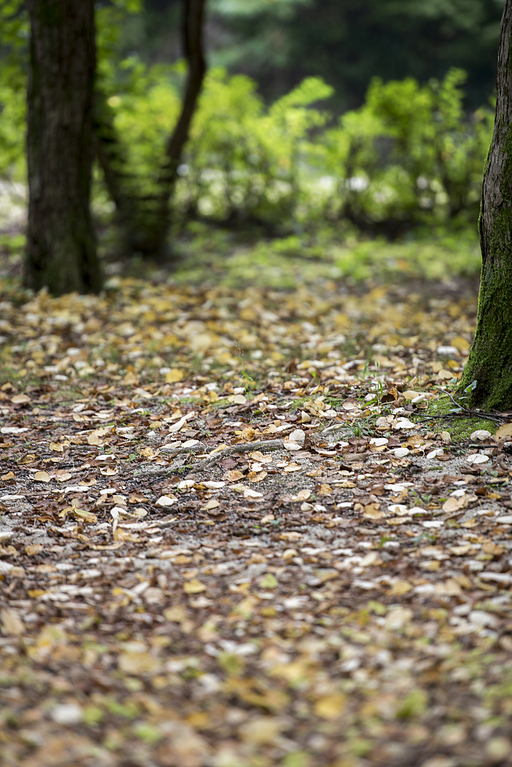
458, 0, 512, 411
25, 0, 101, 296
95, 0, 207, 261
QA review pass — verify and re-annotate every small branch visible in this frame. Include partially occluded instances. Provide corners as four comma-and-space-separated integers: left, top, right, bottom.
135, 439, 285, 478
419, 390, 510, 424
198, 439, 285, 467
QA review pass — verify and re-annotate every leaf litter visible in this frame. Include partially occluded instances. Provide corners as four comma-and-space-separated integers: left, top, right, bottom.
0, 275, 512, 766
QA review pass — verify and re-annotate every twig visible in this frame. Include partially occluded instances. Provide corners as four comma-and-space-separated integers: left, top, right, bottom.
135, 439, 286, 477
418, 390, 509, 424
198, 439, 285, 467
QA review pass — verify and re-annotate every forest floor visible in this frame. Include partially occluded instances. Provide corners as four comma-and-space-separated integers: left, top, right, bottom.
1, 237, 512, 767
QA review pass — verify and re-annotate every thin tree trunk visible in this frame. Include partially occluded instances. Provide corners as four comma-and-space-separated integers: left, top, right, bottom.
95, 0, 207, 260
458, 0, 512, 410
25, 0, 101, 296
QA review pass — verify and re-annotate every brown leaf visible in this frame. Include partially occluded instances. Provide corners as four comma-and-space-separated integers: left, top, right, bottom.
25, 544, 44, 556
1, 607, 24, 636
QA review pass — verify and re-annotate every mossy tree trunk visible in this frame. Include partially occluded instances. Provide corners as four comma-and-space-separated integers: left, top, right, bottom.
458, 0, 512, 411
25, 0, 101, 296
95, 0, 207, 261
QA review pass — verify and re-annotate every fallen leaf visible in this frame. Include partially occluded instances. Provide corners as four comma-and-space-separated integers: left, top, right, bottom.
1, 607, 24, 636
184, 579, 207, 594
165, 368, 184, 383
314, 693, 347, 719
34, 471, 51, 483
495, 423, 512, 440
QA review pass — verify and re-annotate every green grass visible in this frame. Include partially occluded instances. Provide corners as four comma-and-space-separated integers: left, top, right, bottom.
166, 223, 482, 290
420, 394, 496, 441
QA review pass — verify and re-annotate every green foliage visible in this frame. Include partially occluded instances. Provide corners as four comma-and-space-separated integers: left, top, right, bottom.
321, 69, 493, 231
0, 0, 494, 244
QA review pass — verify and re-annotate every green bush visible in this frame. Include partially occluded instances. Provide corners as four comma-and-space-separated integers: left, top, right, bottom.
0, 0, 494, 240
322, 69, 493, 231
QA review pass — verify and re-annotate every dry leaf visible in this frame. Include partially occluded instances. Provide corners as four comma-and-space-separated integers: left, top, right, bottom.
239, 427, 256, 442
11, 393, 30, 404
34, 471, 51, 483
25, 544, 44, 556
165, 368, 184, 383
1, 607, 24, 636
314, 693, 346, 719
184, 579, 206, 594
363, 503, 384, 520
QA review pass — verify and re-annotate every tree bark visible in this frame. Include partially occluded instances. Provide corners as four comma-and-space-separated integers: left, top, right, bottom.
458, 0, 512, 410
25, 0, 101, 296
95, 0, 207, 260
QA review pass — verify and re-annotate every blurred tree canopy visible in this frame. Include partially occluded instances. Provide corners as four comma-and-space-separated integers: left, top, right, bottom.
126, 0, 505, 109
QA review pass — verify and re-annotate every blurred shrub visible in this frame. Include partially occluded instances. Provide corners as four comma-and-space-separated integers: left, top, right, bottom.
0, 1, 494, 242
322, 69, 493, 233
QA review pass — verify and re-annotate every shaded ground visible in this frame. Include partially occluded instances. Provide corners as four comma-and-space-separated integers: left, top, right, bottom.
1, 262, 512, 767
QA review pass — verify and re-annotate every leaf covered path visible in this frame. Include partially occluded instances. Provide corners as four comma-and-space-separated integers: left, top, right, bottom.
1, 276, 512, 767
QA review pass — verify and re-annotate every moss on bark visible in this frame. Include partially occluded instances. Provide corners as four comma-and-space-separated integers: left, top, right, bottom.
458, 0, 512, 411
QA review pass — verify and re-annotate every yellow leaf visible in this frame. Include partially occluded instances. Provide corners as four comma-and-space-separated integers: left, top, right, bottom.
402, 390, 422, 400
318, 484, 332, 496
451, 336, 470, 351
186, 711, 212, 729
123, 370, 138, 385
363, 503, 384, 520
483, 542, 504, 556
184, 578, 206, 594
239, 716, 283, 745
87, 430, 106, 446
314, 693, 347, 719
259, 573, 278, 589
163, 605, 187, 622
100, 466, 118, 476
495, 422, 512, 439
239, 427, 256, 442
34, 471, 51, 483
283, 462, 301, 472
11, 393, 30, 404
203, 499, 220, 511
388, 580, 413, 595
73, 509, 97, 524
49, 442, 64, 452
55, 470, 72, 482
224, 470, 245, 482
1, 471, 15, 481
248, 470, 267, 482
25, 544, 44, 556
165, 368, 184, 383
114, 529, 139, 542
443, 495, 467, 513
437, 369, 456, 380
118, 649, 159, 675
248, 451, 273, 463
1, 607, 24, 636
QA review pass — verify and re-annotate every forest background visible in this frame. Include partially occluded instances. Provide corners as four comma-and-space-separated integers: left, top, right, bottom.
0, 0, 506, 283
